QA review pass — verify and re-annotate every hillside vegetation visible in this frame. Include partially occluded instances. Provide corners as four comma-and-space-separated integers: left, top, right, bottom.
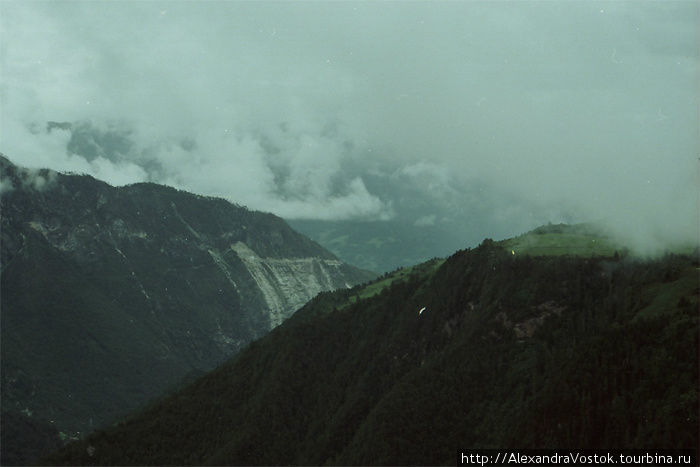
500, 223, 620, 257
47, 232, 699, 465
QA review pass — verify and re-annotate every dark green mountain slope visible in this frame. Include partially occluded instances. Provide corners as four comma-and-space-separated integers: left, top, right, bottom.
0, 410, 62, 466
47, 237, 699, 465
0, 155, 374, 452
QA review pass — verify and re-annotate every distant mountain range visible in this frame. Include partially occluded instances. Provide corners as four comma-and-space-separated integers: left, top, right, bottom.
0, 155, 374, 464
45, 226, 698, 465
32, 119, 545, 273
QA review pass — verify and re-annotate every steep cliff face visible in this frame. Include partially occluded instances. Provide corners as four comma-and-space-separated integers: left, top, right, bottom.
0, 155, 375, 440
230, 241, 357, 327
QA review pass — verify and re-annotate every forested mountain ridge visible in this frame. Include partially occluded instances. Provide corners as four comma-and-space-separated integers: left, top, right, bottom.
0, 154, 374, 463
46, 235, 699, 465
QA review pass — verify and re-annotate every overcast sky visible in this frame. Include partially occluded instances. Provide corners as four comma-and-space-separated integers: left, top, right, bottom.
1, 1, 697, 250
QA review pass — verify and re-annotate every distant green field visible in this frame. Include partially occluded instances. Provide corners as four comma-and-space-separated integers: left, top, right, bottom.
338, 223, 696, 314
500, 232, 620, 257
500, 223, 698, 258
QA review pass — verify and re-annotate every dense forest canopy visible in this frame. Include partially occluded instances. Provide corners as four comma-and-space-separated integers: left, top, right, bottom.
46, 238, 699, 465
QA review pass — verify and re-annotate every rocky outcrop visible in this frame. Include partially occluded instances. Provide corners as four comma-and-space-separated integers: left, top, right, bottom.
231, 241, 354, 327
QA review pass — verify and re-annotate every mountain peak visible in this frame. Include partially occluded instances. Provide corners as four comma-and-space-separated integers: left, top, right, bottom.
1, 154, 374, 462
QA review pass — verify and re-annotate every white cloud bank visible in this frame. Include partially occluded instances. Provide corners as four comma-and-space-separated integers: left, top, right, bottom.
0, 1, 697, 247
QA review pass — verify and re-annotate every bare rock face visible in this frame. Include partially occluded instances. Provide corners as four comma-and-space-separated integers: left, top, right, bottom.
230, 241, 354, 327
0, 154, 374, 439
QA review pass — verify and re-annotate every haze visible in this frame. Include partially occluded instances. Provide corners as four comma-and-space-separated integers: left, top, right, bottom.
1, 1, 697, 253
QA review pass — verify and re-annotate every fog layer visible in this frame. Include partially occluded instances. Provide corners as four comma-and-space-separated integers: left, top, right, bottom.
1, 1, 697, 251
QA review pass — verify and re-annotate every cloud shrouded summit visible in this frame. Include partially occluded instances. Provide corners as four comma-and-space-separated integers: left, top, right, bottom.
1, 1, 697, 248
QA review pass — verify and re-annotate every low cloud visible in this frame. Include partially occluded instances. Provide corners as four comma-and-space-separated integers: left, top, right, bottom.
0, 1, 697, 249
0, 177, 14, 195
0, 163, 58, 194
414, 215, 436, 227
